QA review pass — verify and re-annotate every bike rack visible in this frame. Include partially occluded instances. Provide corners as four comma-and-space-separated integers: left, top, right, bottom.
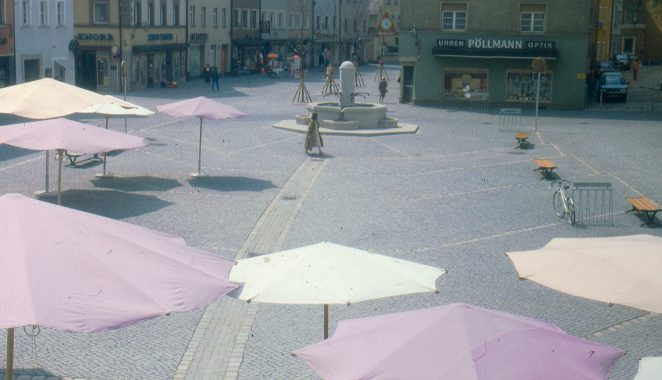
572, 182, 613, 225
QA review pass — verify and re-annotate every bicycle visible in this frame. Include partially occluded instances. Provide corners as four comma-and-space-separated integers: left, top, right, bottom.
551, 179, 576, 226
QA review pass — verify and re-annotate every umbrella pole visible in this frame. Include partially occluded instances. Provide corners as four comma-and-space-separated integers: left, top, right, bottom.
57, 149, 64, 205
324, 304, 329, 339
45, 150, 50, 192
6, 327, 14, 380
197, 118, 203, 176
105, 116, 109, 129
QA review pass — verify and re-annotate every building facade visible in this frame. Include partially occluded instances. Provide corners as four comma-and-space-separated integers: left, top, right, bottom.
261, 0, 289, 62
367, 0, 400, 63
15, 0, 75, 84
0, 0, 14, 87
188, 0, 231, 77
399, 0, 594, 108
231, 0, 261, 72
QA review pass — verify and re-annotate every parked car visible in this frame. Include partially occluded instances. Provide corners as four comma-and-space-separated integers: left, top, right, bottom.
598, 71, 628, 101
597, 60, 617, 74
612, 54, 631, 71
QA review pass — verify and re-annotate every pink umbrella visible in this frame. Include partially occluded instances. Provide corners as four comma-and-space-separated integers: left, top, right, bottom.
0, 118, 145, 204
293, 303, 624, 380
156, 97, 247, 177
0, 193, 237, 379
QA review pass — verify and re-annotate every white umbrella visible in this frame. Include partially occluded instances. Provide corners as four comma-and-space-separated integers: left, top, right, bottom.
634, 357, 662, 380
506, 234, 662, 313
230, 242, 446, 338
0, 78, 121, 195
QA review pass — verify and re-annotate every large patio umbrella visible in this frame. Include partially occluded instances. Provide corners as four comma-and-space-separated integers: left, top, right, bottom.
293, 303, 624, 380
634, 357, 662, 380
79, 95, 154, 132
0, 118, 145, 204
229, 242, 445, 338
156, 96, 247, 177
0, 78, 123, 195
0, 193, 237, 380
506, 234, 662, 313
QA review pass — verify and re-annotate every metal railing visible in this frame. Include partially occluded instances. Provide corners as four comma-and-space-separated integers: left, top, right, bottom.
572, 182, 613, 225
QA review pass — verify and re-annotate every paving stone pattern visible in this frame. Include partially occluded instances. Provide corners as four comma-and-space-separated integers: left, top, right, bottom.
1, 64, 661, 379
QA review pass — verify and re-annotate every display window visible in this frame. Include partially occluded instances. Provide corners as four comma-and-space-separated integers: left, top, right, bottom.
443, 68, 488, 99
506, 70, 552, 102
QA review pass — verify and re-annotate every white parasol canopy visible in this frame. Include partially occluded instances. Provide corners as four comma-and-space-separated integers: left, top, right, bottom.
634, 357, 662, 380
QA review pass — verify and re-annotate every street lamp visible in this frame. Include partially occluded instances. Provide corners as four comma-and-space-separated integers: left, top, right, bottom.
531, 57, 547, 132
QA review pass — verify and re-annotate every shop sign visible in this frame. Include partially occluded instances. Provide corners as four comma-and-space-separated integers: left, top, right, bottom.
148, 33, 174, 41
437, 38, 555, 51
190, 33, 208, 42
78, 33, 114, 42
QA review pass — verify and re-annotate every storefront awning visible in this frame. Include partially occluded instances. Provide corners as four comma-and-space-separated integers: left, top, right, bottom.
432, 47, 558, 60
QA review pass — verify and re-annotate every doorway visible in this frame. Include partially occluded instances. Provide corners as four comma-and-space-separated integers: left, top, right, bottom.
401, 66, 414, 103
221, 44, 229, 75
78, 51, 97, 90
23, 59, 40, 82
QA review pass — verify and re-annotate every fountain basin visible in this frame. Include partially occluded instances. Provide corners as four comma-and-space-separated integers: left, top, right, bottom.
305, 102, 388, 130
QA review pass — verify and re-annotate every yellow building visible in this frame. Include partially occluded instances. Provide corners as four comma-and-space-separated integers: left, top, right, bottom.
596, 0, 613, 61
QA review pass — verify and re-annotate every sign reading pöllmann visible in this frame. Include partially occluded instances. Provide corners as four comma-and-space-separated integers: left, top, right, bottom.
437, 38, 554, 50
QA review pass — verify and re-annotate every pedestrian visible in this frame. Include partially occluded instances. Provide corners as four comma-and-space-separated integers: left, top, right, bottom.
378, 76, 388, 103
203, 64, 211, 85
304, 112, 323, 155
631, 58, 640, 81
211, 66, 220, 92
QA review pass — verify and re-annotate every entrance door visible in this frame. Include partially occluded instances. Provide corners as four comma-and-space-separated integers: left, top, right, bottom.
165, 50, 173, 81
401, 66, 414, 103
78, 51, 97, 90
221, 44, 228, 74
146, 54, 155, 87
23, 59, 40, 82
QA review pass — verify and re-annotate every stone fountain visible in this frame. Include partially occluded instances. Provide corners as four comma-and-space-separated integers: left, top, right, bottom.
274, 61, 417, 136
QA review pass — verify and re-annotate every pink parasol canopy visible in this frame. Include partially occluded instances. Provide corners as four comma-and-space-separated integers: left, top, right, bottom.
0, 118, 145, 203
156, 97, 247, 177
0, 193, 237, 378
293, 303, 624, 380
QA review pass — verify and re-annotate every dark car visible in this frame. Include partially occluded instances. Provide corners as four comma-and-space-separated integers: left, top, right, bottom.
598, 71, 628, 101
612, 54, 631, 71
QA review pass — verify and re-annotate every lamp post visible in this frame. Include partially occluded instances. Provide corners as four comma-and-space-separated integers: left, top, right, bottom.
531, 57, 547, 132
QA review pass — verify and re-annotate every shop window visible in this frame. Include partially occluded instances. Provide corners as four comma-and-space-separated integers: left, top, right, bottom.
520, 4, 545, 33
93, 0, 109, 24
441, 3, 466, 31
506, 70, 552, 102
57, 1, 65, 25
443, 68, 488, 98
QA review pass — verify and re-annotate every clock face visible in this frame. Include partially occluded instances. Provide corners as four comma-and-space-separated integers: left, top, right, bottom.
380, 18, 392, 30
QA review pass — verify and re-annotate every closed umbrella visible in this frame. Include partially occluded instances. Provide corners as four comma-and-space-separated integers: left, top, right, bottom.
506, 234, 662, 313
0, 118, 145, 204
156, 97, 247, 177
230, 242, 445, 338
0, 193, 237, 380
293, 303, 624, 380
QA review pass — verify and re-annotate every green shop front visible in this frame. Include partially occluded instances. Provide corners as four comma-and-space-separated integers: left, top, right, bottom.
400, 34, 589, 109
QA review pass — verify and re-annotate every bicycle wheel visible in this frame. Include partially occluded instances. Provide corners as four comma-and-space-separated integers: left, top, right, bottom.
553, 190, 565, 217
567, 197, 576, 226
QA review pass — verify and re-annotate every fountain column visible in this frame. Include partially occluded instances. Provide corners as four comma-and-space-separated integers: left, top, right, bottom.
339, 61, 356, 108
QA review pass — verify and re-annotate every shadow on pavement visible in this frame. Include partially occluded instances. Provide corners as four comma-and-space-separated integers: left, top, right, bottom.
188, 176, 276, 192
0, 145, 34, 162
91, 176, 182, 192
49, 189, 173, 219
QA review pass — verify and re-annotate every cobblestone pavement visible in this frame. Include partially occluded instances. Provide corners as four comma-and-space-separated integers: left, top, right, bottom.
1, 63, 661, 380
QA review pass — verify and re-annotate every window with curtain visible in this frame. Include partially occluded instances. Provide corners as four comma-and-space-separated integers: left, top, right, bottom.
93, 0, 109, 24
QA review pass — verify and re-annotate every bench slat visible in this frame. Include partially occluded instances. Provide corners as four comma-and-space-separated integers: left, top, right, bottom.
627, 196, 660, 212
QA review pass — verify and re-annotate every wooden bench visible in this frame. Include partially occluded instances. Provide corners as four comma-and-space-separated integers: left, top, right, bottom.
533, 158, 556, 178
626, 196, 660, 226
515, 132, 529, 148
65, 151, 101, 166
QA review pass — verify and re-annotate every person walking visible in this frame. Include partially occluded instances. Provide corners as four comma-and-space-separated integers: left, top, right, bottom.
211, 67, 220, 92
305, 112, 323, 155
203, 64, 211, 85
378, 76, 388, 103
631, 58, 640, 81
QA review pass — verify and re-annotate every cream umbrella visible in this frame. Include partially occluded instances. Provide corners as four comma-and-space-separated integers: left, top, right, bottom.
79, 96, 154, 178
634, 357, 662, 380
0, 78, 119, 196
229, 242, 446, 338
506, 234, 662, 313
